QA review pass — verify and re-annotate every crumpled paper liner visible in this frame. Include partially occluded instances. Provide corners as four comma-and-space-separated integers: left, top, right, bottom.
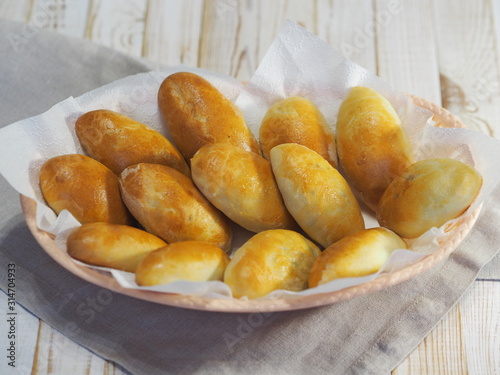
1, 20, 500, 300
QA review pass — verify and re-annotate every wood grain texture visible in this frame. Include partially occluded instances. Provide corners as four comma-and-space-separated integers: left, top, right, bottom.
393, 302, 468, 374
29, 0, 90, 38
31, 321, 126, 375
85, 0, 147, 57
0, 0, 32, 22
434, 0, 500, 137
0, 291, 38, 374
198, 0, 243, 77
460, 281, 500, 374
375, 0, 441, 104
199, 0, 315, 80
316, 0, 377, 74
393, 281, 500, 375
494, 0, 500, 56
142, 0, 203, 68
0, 0, 499, 374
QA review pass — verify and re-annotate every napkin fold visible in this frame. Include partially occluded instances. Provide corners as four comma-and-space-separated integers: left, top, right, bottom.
1, 18, 499, 375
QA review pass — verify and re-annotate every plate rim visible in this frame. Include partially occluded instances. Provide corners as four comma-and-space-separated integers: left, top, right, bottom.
20, 96, 483, 313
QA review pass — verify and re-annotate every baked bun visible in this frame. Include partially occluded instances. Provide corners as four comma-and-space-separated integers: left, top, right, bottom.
39, 154, 133, 225
67, 222, 167, 272
309, 227, 407, 287
270, 143, 365, 248
158, 71, 260, 161
135, 241, 230, 286
377, 158, 482, 238
75, 109, 190, 176
119, 163, 232, 251
260, 96, 337, 167
336, 86, 414, 211
190, 143, 296, 233
224, 229, 321, 299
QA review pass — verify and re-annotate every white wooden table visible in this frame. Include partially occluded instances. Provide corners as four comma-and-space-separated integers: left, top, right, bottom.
1, 0, 499, 374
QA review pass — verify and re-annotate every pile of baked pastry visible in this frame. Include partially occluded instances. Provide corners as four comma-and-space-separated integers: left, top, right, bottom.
38, 72, 482, 299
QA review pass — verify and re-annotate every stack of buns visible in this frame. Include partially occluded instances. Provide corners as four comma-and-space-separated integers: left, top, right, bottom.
38, 72, 482, 299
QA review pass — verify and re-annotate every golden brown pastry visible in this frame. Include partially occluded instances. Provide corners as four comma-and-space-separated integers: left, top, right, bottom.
135, 241, 230, 286
39, 154, 133, 225
75, 109, 190, 177
224, 229, 321, 299
309, 227, 407, 287
119, 163, 232, 251
270, 143, 365, 248
157, 71, 260, 161
377, 158, 482, 238
260, 96, 337, 167
67, 222, 167, 272
336, 86, 414, 211
190, 143, 297, 233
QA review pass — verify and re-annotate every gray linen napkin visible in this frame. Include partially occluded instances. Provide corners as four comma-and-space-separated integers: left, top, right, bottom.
1, 19, 499, 375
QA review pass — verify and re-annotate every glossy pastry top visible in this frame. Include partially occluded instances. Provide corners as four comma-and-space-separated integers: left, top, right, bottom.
135, 241, 230, 286
224, 229, 321, 299
309, 227, 407, 287
377, 158, 483, 238
270, 143, 365, 248
158, 71, 260, 161
39, 154, 133, 225
260, 96, 337, 167
67, 222, 167, 272
119, 163, 232, 251
191, 143, 297, 233
75, 109, 190, 176
336, 86, 414, 211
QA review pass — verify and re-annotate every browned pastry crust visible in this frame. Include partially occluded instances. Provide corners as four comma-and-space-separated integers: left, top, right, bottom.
39, 154, 133, 225
67, 222, 167, 272
157, 71, 261, 161
75, 109, 190, 177
309, 227, 407, 287
135, 241, 230, 286
260, 96, 337, 167
119, 163, 232, 252
270, 143, 365, 248
336, 86, 414, 211
190, 143, 297, 233
224, 229, 321, 299
377, 158, 483, 238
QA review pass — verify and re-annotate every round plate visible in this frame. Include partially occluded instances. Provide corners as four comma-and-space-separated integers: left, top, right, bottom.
20, 97, 482, 313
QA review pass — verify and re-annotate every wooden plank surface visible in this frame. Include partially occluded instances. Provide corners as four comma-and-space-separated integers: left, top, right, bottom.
32, 321, 126, 375
0, 0, 499, 374
85, 0, 147, 57
142, 0, 203, 68
393, 281, 500, 375
199, 0, 316, 80
316, 0, 377, 74
0, 291, 38, 374
29, 0, 90, 38
394, 302, 468, 374
375, 0, 441, 104
460, 281, 500, 374
434, 0, 500, 137
0, 0, 31, 22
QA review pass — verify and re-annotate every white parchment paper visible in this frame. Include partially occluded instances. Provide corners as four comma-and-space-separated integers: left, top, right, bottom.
1, 20, 500, 300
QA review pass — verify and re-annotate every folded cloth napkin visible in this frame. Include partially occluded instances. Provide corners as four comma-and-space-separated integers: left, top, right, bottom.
1, 19, 499, 375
